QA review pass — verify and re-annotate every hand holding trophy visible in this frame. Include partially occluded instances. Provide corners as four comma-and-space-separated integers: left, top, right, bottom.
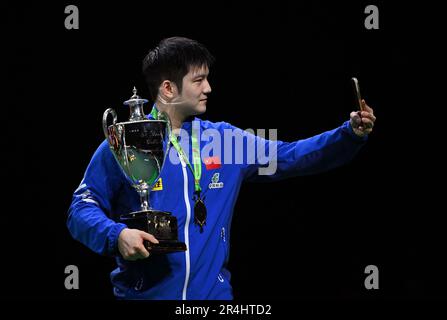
102, 87, 187, 254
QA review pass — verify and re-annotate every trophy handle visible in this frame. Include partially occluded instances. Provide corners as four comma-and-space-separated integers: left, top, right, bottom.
102, 108, 118, 140
157, 111, 172, 150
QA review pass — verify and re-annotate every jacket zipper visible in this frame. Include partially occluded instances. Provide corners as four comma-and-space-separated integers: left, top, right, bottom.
180, 157, 191, 300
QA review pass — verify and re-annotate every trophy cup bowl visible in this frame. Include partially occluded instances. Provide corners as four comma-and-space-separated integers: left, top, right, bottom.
102, 87, 187, 254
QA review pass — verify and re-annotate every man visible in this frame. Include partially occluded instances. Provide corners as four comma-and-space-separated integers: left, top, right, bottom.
67, 37, 376, 299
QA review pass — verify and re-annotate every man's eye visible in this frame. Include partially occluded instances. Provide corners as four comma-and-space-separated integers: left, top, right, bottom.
194, 78, 203, 83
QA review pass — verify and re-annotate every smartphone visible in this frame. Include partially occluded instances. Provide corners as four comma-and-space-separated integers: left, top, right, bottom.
351, 77, 365, 112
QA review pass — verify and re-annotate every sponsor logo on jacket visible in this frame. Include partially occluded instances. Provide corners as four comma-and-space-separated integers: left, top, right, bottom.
209, 173, 224, 189
152, 178, 163, 191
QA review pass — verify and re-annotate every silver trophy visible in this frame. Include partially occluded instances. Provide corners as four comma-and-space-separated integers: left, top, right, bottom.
102, 87, 187, 253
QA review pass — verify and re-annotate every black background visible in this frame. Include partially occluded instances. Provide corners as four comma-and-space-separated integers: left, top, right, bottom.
4, 1, 444, 301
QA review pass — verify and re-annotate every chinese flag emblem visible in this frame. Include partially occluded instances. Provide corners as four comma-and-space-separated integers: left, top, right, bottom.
204, 156, 221, 170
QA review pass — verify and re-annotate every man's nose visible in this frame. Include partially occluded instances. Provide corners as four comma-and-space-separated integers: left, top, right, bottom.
203, 79, 212, 94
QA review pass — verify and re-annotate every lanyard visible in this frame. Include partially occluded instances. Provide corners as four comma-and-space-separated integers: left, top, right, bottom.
150, 107, 202, 194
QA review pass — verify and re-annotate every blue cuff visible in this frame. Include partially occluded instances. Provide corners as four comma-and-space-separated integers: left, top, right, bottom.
107, 223, 128, 256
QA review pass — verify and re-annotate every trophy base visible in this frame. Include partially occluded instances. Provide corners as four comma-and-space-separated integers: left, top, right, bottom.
145, 240, 187, 253
120, 209, 187, 254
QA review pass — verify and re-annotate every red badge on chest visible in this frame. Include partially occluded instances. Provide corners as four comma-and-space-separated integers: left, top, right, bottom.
204, 156, 221, 170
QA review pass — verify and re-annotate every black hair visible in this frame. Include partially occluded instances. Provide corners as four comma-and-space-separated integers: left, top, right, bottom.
142, 37, 215, 100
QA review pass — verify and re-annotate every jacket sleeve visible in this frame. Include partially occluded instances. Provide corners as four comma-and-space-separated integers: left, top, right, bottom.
67, 140, 128, 256
237, 120, 368, 182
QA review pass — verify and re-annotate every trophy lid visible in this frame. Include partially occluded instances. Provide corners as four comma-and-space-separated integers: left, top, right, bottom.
124, 86, 149, 106
123, 86, 148, 121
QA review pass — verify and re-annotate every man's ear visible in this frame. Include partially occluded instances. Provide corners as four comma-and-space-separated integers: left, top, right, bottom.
159, 80, 177, 99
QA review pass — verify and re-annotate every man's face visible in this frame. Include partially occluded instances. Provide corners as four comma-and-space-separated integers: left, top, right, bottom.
176, 65, 211, 116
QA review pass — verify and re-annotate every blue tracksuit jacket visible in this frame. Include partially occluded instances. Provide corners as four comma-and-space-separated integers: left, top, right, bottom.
67, 112, 367, 300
